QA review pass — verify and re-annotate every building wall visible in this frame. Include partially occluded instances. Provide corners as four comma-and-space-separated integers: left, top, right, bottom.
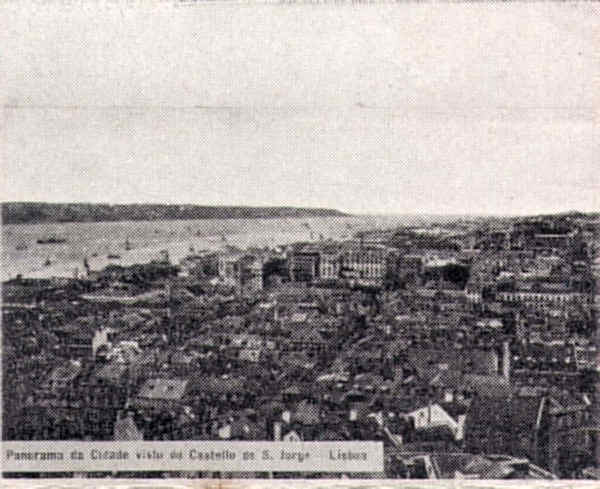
289, 252, 320, 282
319, 253, 341, 280
341, 247, 389, 284
497, 291, 591, 308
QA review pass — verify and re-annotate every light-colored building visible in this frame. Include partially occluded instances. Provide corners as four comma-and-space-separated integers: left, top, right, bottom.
218, 252, 263, 295
497, 291, 592, 310
340, 243, 391, 286
319, 245, 342, 280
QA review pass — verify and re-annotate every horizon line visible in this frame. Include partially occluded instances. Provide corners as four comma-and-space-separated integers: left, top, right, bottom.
2, 201, 598, 220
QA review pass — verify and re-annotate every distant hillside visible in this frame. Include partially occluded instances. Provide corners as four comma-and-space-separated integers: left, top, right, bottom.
2, 202, 349, 224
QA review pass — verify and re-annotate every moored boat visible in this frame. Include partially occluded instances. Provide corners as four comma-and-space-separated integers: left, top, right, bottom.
37, 235, 67, 244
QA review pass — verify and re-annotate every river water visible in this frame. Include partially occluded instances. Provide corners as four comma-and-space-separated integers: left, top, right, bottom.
2, 215, 435, 281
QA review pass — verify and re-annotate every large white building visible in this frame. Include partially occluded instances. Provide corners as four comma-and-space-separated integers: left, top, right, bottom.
340, 243, 391, 287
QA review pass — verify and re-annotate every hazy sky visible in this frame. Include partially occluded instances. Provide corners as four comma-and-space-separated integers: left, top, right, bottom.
2, 1, 599, 215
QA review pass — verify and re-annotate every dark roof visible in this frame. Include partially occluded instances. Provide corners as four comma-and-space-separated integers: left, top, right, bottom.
293, 400, 321, 425
280, 352, 317, 369
54, 316, 98, 338
467, 394, 543, 434
171, 350, 197, 365
94, 362, 128, 383
462, 374, 511, 398
406, 348, 463, 380
117, 312, 147, 328
188, 375, 246, 394
289, 327, 326, 344
413, 425, 457, 443
439, 400, 469, 419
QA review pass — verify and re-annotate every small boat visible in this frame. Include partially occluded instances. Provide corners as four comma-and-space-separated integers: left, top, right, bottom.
125, 239, 133, 251
37, 235, 67, 244
91, 252, 98, 257
15, 243, 28, 251
107, 254, 121, 260
44, 257, 52, 266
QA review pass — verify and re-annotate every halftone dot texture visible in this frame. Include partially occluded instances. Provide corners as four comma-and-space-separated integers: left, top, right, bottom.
1, 0, 599, 481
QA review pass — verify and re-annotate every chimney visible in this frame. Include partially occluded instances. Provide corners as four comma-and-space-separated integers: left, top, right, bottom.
502, 340, 511, 382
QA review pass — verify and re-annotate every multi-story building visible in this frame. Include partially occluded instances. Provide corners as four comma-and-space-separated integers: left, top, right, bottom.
533, 232, 577, 251
288, 245, 320, 282
340, 243, 391, 287
218, 252, 263, 295
496, 291, 592, 311
319, 245, 342, 281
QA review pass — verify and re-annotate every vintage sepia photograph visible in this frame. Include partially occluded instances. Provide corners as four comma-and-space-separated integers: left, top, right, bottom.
1, 0, 599, 483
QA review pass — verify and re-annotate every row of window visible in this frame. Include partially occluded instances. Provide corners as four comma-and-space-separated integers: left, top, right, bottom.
554, 409, 591, 429
499, 293, 589, 304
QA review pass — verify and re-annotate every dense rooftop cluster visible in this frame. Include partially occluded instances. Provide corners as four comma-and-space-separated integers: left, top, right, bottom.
3, 213, 599, 479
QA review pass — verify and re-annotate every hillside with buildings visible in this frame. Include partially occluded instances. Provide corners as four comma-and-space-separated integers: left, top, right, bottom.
2, 202, 349, 224
2, 212, 599, 479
